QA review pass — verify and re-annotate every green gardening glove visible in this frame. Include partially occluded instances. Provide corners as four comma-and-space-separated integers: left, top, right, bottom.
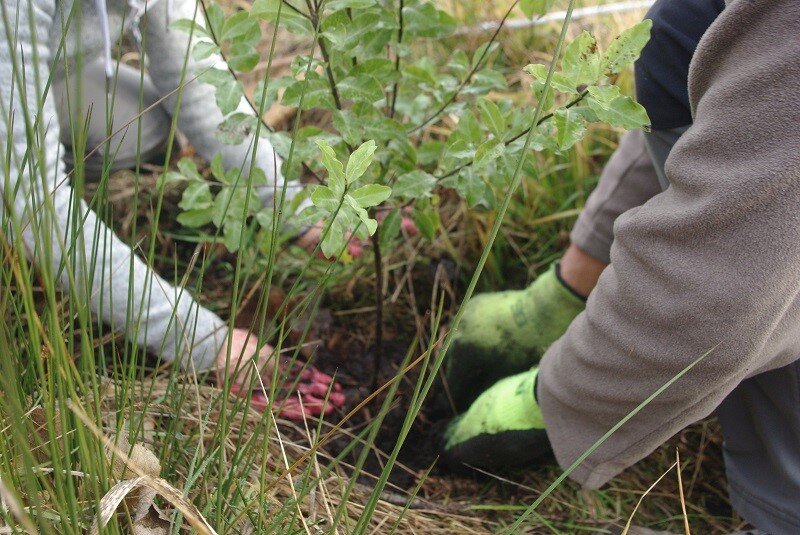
443, 263, 584, 412
441, 367, 550, 471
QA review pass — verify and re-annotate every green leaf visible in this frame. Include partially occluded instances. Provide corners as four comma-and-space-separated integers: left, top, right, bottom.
290, 55, 323, 77
587, 86, 650, 129
379, 209, 402, 249
281, 76, 336, 110
471, 42, 499, 68
602, 20, 652, 75
251, 0, 314, 34
392, 170, 436, 200
323, 9, 397, 53
417, 141, 444, 167
332, 110, 364, 146
177, 158, 204, 182
222, 219, 244, 252
442, 139, 475, 167
216, 113, 257, 145
362, 116, 406, 143
228, 44, 260, 72
210, 154, 226, 183
249, 167, 268, 187
253, 76, 292, 111
471, 68, 508, 93
403, 64, 438, 87
320, 216, 348, 258
217, 80, 243, 115
447, 49, 470, 77
402, 3, 456, 38
349, 184, 391, 208
311, 185, 340, 212
212, 187, 258, 228
255, 209, 274, 230
345, 140, 377, 184
169, 18, 210, 38
412, 207, 439, 241
520, 0, 555, 18
441, 168, 486, 208
561, 31, 602, 87
523, 64, 575, 94
221, 11, 260, 45
351, 58, 398, 84
337, 75, 385, 104
177, 209, 213, 228
477, 98, 506, 138
159, 171, 185, 188
586, 85, 621, 105
344, 195, 378, 235
326, 0, 377, 10
179, 182, 213, 211
205, 2, 225, 38
455, 110, 484, 145
192, 41, 219, 61
315, 140, 346, 194
553, 108, 587, 151
474, 138, 506, 168
200, 69, 243, 115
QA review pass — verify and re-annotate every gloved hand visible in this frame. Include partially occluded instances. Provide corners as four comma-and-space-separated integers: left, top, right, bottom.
443, 263, 584, 411
441, 367, 550, 471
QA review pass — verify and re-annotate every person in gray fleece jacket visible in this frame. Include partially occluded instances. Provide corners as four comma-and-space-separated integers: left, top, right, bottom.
0, 0, 343, 419
441, 0, 800, 533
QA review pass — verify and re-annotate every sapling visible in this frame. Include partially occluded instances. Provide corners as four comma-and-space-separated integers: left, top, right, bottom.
168, 0, 651, 378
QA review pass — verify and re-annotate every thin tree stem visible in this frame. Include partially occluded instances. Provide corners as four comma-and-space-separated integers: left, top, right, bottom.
371, 228, 384, 389
318, 40, 343, 111
389, 0, 405, 118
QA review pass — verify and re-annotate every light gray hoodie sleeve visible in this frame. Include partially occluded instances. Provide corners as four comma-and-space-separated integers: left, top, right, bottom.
140, 0, 305, 210
537, 0, 800, 488
0, 0, 226, 371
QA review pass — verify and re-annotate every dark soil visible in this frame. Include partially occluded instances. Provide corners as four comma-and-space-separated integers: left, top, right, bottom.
309, 262, 463, 490
316, 337, 444, 489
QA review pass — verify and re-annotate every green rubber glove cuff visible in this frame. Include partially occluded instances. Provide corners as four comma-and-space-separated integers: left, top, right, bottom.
523, 263, 587, 353
442, 368, 551, 470
444, 368, 543, 449
442, 262, 585, 412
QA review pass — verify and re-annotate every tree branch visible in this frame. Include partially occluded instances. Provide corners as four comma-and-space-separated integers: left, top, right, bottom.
435, 90, 589, 182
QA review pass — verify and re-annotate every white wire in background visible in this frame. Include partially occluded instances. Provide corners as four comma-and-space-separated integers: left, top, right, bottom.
455, 0, 656, 35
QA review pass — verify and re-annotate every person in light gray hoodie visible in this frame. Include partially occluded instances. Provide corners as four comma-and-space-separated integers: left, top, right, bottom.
0, 0, 344, 419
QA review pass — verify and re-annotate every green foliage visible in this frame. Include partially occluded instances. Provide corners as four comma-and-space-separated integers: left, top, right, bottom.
520, 0, 556, 19
303, 140, 390, 257
602, 19, 653, 75
165, 155, 268, 252
524, 20, 652, 153
170, 1, 651, 260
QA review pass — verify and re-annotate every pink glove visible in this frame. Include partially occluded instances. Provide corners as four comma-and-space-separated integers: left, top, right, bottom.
232, 365, 346, 420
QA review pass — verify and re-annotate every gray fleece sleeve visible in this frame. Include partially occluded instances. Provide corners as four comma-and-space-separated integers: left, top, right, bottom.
140, 0, 305, 210
538, 0, 800, 488
0, 0, 226, 371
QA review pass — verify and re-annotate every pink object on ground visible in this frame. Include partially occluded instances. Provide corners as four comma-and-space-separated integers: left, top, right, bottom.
230, 364, 345, 420
401, 216, 418, 236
